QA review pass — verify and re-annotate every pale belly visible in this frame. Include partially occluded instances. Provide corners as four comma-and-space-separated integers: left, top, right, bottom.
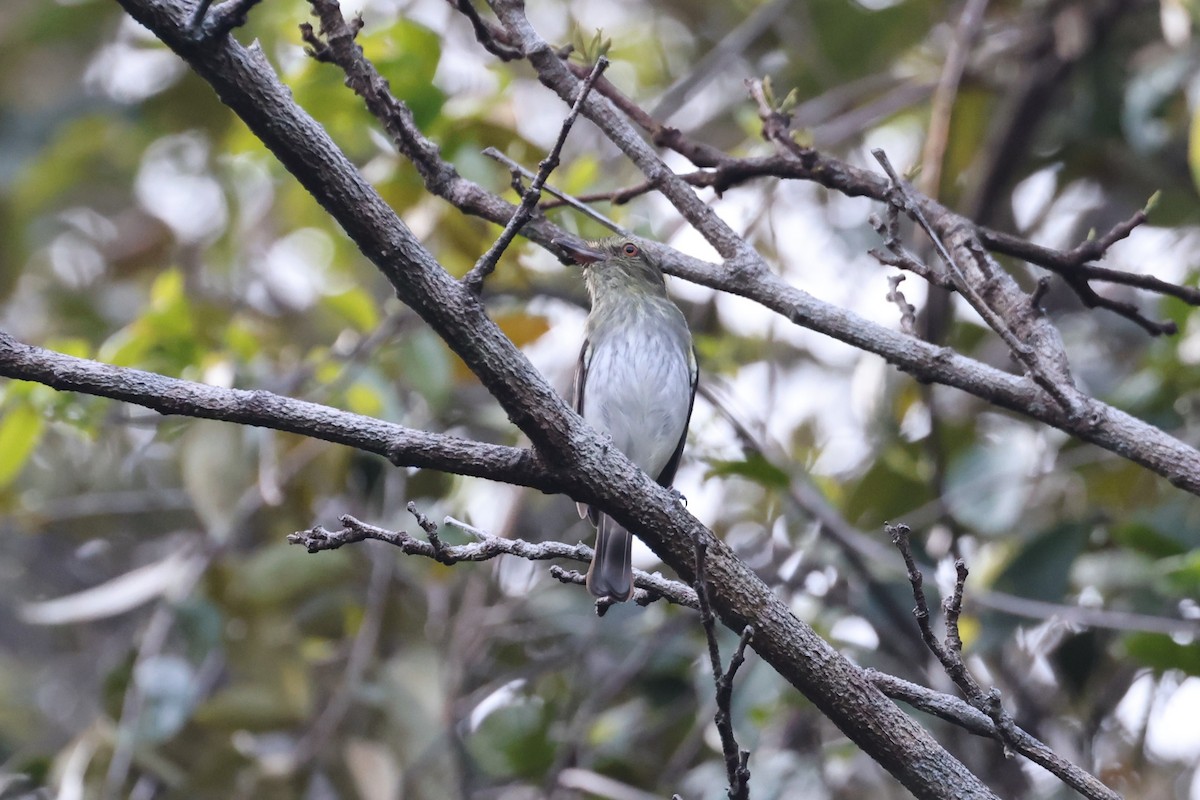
582, 326, 692, 478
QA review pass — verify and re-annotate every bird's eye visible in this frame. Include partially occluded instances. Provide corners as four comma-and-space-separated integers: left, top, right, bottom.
622, 242, 640, 257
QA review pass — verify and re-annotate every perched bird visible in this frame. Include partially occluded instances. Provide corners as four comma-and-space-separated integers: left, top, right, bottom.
553, 236, 698, 602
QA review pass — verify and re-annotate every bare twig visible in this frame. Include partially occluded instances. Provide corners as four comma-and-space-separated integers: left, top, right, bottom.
463, 56, 609, 293
40, 2, 1200, 795
867, 211, 957, 289
291, 513, 587, 561
439, 518, 701, 609
561, 60, 729, 169
288, 0, 1200, 505
289, 514, 702, 608
482, 147, 627, 233
537, 178, 658, 208
885, 524, 1122, 800
888, 523, 1021, 743
694, 540, 752, 800
607, 68, 1192, 333
872, 148, 1084, 417
866, 669, 1123, 799
407, 500, 446, 557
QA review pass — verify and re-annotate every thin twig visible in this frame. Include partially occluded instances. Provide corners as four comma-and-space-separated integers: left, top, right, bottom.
537, 177, 659, 209
443, 517, 702, 608
867, 209, 956, 289
866, 669, 1123, 800
293, 0, 1200, 492
694, 540, 752, 800
548, 62, 1194, 332
885, 524, 1121, 800
407, 500, 446, 558
289, 514, 702, 608
872, 148, 1083, 417
481, 148, 627, 234
463, 56, 610, 293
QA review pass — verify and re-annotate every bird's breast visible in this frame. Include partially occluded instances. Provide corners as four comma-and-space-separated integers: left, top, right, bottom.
582, 318, 692, 475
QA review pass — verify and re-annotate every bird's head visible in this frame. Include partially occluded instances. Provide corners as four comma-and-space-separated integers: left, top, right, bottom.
552, 236, 667, 298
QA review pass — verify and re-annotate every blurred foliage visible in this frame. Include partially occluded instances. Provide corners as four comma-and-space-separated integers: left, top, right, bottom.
2, 0, 1200, 798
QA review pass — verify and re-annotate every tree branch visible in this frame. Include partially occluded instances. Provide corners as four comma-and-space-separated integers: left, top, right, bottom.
870, 147, 1083, 417
886, 524, 1122, 800
290, 513, 704, 608
866, 669, 1123, 800
0, 330, 561, 492
694, 540, 752, 800
462, 55, 609, 293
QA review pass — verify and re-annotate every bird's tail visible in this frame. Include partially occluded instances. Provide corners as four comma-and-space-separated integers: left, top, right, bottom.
586, 514, 633, 601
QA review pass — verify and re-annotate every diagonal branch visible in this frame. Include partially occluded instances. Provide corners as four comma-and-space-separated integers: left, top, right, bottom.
566, 55, 1193, 333
52, 2, 1200, 795
866, 669, 1123, 800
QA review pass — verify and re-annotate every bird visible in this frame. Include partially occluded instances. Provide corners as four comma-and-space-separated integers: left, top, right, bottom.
553, 236, 698, 602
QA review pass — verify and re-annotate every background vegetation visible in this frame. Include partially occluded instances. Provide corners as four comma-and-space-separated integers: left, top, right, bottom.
1, 0, 1199, 797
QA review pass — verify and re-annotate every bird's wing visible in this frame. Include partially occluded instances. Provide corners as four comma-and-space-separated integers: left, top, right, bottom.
573, 337, 590, 417
574, 337, 600, 524
655, 345, 698, 488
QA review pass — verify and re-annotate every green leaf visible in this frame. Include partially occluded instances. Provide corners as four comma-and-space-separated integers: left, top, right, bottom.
225, 544, 355, 609
324, 286, 381, 332
193, 683, 307, 729
704, 453, 789, 490
466, 695, 553, 778
361, 20, 445, 129
993, 523, 1090, 601
1125, 632, 1200, 676
943, 434, 1036, 535
1162, 549, 1200, 595
0, 405, 44, 489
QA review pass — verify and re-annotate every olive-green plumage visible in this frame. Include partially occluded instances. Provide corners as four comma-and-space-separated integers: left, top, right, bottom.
554, 236, 698, 601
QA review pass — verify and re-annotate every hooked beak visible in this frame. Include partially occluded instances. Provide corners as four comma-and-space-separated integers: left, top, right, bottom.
552, 237, 605, 266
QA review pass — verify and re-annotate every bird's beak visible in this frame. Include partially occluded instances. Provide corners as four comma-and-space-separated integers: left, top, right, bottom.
552, 237, 605, 266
